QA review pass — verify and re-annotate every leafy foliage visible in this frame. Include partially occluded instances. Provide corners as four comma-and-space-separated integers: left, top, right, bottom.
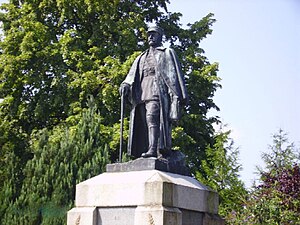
196, 129, 247, 217
261, 129, 299, 173
227, 129, 300, 224
0, 0, 234, 223
1, 97, 109, 224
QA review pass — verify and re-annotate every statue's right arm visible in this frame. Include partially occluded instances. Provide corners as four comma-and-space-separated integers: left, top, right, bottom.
119, 53, 143, 99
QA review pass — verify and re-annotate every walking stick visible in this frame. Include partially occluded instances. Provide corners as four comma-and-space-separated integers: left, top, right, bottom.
119, 89, 125, 163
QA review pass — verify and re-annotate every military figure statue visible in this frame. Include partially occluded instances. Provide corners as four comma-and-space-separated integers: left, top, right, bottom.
120, 26, 188, 158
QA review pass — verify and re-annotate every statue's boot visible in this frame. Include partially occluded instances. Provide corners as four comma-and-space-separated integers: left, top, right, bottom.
142, 125, 158, 158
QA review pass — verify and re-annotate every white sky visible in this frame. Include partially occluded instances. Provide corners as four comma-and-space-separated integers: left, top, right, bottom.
0, 0, 299, 187
168, 0, 300, 187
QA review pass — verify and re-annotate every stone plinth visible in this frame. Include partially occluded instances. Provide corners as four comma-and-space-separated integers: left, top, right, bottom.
106, 156, 191, 176
67, 163, 224, 225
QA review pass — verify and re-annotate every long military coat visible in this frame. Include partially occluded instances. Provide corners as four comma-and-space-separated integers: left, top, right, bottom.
122, 46, 188, 158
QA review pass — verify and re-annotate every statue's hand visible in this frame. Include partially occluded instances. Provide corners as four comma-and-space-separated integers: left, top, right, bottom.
119, 83, 130, 97
169, 95, 181, 121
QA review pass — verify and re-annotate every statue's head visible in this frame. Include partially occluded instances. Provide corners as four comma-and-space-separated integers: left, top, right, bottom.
147, 26, 163, 47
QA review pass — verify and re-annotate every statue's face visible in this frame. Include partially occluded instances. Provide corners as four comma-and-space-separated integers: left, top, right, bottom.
148, 31, 162, 47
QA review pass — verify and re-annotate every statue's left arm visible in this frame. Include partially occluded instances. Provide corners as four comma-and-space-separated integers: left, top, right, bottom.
167, 48, 188, 105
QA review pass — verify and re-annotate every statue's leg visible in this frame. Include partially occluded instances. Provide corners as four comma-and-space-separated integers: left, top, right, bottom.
142, 100, 160, 158
133, 103, 148, 157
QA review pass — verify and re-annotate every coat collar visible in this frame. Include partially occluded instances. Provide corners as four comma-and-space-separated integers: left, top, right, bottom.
143, 46, 166, 53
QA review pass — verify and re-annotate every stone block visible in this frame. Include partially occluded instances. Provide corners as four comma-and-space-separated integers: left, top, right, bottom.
67, 207, 96, 225
106, 156, 190, 176
75, 171, 145, 207
97, 207, 136, 225
203, 213, 225, 225
75, 170, 218, 214
68, 169, 224, 225
134, 206, 182, 225
181, 209, 203, 225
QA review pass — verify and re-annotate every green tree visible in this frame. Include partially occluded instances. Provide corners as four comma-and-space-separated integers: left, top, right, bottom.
227, 129, 300, 224
195, 129, 247, 218
2, 97, 110, 225
260, 129, 299, 173
0, 0, 220, 167
0, 0, 225, 223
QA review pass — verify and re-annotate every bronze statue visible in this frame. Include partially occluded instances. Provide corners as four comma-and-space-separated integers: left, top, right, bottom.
120, 25, 188, 158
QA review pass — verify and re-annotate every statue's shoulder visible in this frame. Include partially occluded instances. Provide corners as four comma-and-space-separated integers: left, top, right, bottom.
156, 47, 176, 57
164, 47, 179, 60
137, 50, 147, 58
132, 50, 147, 63
163, 47, 177, 55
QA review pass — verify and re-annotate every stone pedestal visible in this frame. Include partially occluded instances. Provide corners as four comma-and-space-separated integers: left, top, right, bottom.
67, 159, 224, 225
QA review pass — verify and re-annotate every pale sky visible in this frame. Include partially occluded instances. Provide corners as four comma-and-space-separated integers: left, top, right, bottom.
0, 0, 299, 188
168, 0, 300, 187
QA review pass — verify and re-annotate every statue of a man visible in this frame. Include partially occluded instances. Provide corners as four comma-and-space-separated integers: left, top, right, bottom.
120, 25, 188, 158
